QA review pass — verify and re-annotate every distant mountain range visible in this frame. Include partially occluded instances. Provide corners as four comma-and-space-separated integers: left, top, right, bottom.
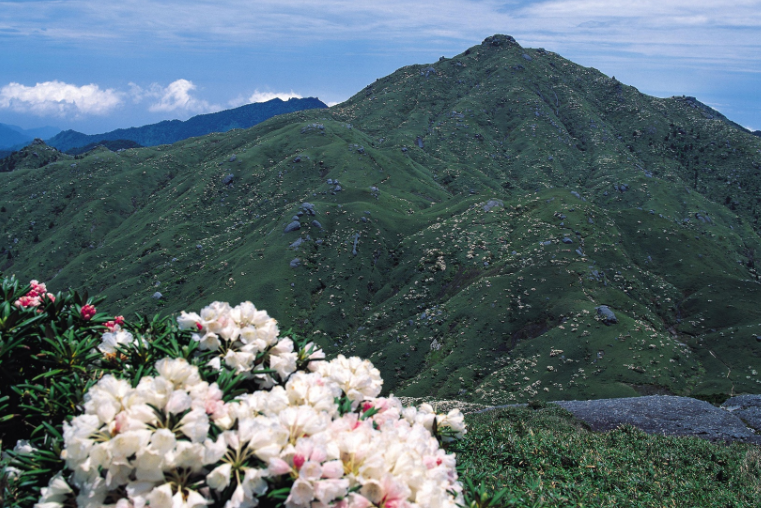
45, 97, 328, 152
0, 123, 60, 150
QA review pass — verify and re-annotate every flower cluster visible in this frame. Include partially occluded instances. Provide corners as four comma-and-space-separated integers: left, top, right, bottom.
13, 279, 55, 308
40, 301, 466, 508
80, 304, 97, 321
177, 301, 311, 387
97, 316, 137, 355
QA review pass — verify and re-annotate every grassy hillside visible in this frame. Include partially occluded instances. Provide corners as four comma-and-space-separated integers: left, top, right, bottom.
453, 405, 761, 507
2, 35, 761, 406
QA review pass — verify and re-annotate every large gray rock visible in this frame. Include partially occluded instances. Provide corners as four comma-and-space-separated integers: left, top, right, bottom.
554, 396, 761, 444
284, 221, 301, 233
289, 258, 301, 268
152, 292, 163, 299
596, 305, 617, 324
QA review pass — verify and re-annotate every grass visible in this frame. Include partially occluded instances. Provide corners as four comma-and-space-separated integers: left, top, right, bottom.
451, 405, 761, 507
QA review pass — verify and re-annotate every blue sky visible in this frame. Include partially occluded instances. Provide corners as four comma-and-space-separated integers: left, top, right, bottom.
1, 0, 759, 134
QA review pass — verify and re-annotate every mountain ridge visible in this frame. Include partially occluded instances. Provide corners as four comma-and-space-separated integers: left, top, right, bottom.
45, 97, 328, 152
1, 35, 760, 406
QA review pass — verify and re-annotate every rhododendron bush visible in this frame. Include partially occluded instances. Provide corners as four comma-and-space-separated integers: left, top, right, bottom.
0, 276, 466, 508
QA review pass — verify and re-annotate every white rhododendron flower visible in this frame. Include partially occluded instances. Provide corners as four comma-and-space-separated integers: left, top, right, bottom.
97, 328, 136, 354
46, 301, 464, 508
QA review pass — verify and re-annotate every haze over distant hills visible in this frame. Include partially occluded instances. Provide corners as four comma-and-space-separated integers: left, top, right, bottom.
0, 123, 60, 150
45, 97, 328, 152
2, 35, 761, 406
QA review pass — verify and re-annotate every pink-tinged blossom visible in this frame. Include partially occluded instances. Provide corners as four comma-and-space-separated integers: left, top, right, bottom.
14, 279, 55, 309
14, 295, 41, 308
28, 280, 47, 296
80, 304, 96, 320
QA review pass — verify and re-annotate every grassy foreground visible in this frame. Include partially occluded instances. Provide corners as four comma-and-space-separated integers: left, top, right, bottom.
451, 405, 761, 507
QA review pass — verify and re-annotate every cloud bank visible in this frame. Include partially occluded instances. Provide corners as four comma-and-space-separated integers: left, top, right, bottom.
0, 78, 226, 119
3, 0, 760, 62
0, 81, 122, 117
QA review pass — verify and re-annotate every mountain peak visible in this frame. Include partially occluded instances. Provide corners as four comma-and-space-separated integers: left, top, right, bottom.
481, 34, 520, 48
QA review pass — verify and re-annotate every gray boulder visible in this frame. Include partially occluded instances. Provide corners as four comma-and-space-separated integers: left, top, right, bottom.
596, 305, 617, 324
152, 292, 163, 299
284, 221, 301, 233
721, 395, 761, 433
311, 220, 323, 229
482, 199, 504, 212
289, 258, 301, 268
555, 396, 761, 444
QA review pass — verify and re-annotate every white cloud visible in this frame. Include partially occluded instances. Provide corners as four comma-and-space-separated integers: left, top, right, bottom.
227, 89, 302, 108
140, 79, 220, 114
0, 80, 122, 117
248, 89, 301, 103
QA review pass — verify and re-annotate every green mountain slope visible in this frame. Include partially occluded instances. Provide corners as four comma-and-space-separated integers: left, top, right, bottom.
45, 97, 328, 152
2, 35, 760, 405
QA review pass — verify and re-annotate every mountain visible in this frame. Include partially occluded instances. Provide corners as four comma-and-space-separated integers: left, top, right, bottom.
45, 97, 328, 152
2, 35, 761, 406
0, 124, 34, 149
0, 123, 60, 149
0, 139, 67, 173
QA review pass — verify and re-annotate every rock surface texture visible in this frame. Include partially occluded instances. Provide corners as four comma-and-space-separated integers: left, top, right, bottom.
553, 396, 761, 444
459, 395, 761, 444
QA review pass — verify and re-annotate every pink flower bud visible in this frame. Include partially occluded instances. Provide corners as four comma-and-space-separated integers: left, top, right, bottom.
81, 304, 96, 321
